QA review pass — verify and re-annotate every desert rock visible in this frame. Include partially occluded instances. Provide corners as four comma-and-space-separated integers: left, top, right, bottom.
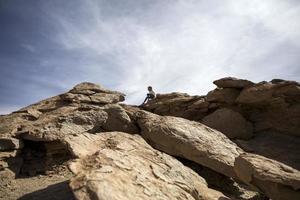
69, 132, 230, 200
202, 108, 253, 139
137, 111, 242, 178
234, 153, 300, 200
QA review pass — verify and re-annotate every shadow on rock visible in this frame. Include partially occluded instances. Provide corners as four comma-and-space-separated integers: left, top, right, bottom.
17, 181, 74, 200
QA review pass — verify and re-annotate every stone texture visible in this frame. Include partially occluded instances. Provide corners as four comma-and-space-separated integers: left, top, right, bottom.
235, 132, 300, 170
137, 111, 242, 178
202, 108, 253, 139
69, 132, 230, 200
207, 88, 241, 104
213, 77, 254, 89
234, 153, 300, 200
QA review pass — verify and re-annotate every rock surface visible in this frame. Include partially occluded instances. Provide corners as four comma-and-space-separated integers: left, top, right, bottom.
202, 108, 253, 139
1, 78, 300, 200
213, 77, 254, 89
137, 110, 242, 178
69, 132, 230, 200
234, 153, 300, 200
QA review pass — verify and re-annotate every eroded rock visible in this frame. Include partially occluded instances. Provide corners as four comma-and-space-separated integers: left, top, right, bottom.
69, 132, 230, 200
202, 108, 253, 139
234, 153, 300, 200
137, 111, 242, 178
213, 77, 254, 89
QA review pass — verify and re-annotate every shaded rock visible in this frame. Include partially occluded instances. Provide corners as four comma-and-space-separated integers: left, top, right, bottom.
247, 103, 300, 137
234, 153, 300, 200
236, 82, 275, 105
235, 132, 300, 170
103, 104, 139, 134
202, 108, 253, 139
69, 132, 230, 200
207, 88, 240, 104
137, 111, 242, 178
213, 77, 254, 89
0, 138, 23, 151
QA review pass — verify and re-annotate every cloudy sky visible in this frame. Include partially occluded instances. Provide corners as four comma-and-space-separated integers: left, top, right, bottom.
1, 0, 300, 114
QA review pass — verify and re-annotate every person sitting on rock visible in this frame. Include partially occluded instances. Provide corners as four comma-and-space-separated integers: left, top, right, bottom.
142, 86, 156, 104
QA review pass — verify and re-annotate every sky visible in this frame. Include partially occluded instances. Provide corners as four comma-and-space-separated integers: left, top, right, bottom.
0, 0, 300, 114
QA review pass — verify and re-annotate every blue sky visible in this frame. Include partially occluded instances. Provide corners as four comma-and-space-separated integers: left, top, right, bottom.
1, 0, 300, 114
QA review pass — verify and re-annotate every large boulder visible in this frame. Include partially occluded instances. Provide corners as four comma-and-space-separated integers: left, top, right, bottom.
202, 108, 253, 139
69, 132, 230, 200
234, 153, 300, 200
137, 111, 242, 178
213, 77, 254, 89
206, 88, 240, 104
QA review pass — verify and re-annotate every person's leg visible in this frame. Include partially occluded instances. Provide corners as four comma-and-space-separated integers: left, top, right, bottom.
143, 97, 149, 104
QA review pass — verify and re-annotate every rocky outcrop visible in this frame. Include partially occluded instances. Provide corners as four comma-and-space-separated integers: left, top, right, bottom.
1, 78, 300, 200
142, 77, 300, 138
234, 153, 300, 200
202, 108, 253, 139
213, 77, 254, 89
69, 132, 230, 200
207, 88, 240, 104
137, 110, 242, 178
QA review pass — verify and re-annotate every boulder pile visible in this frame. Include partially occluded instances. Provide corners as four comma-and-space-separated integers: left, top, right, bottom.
1, 78, 299, 200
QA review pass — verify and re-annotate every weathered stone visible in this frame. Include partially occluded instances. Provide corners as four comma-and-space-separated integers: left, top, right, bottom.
236, 132, 300, 170
0, 138, 23, 151
207, 88, 240, 104
202, 108, 253, 139
137, 111, 242, 178
236, 82, 275, 105
103, 104, 139, 134
213, 77, 254, 89
234, 153, 300, 200
69, 132, 230, 200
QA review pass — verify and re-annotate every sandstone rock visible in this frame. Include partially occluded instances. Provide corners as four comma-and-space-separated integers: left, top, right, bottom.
213, 77, 254, 89
236, 82, 275, 105
103, 104, 139, 134
13, 103, 138, 142
234, 153, 300, 200
236, 132, 300, 170
247, 103, 300, 137
0, 138, 23, 151
70, 82, 107, 93
69, 132, 230, 200
137, 111, 242, 178
64, 133, 104, 158
207, 88, 240, 104
202, 108, 253, 139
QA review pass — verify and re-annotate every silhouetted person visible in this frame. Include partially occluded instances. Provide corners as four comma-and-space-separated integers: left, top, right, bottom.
142, 86, 156, 104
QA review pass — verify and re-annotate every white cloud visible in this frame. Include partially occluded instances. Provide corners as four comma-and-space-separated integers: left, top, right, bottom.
47, 0, 300, 104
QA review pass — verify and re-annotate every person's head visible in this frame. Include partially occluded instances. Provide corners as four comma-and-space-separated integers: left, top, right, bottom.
148, 86, 152, 91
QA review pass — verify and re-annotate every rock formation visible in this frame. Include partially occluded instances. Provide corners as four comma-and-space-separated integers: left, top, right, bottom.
1, 78, 299, 200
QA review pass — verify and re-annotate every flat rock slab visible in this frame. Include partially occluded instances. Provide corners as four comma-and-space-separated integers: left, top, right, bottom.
69, 132, 229, 200
213, 77, 254, 89
137, 111, 242, 178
